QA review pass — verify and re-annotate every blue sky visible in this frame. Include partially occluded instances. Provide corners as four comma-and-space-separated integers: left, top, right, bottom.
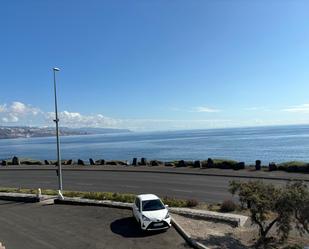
1, 0, 309, 131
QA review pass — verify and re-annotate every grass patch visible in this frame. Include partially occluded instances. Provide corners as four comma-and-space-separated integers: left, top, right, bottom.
0, 187, 197, 208
207, 203, 222, 212
212, 159, 238, 165
201, 158, 238, 169
278, 161, 309, 173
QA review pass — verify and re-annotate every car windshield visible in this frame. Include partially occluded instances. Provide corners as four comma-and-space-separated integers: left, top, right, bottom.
142, 199, 165, 211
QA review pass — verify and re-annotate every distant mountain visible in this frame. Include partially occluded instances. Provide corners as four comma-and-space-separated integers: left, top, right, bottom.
0, 126, 131, 139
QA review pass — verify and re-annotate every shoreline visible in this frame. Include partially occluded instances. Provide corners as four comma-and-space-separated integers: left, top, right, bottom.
2, 156, 309, 174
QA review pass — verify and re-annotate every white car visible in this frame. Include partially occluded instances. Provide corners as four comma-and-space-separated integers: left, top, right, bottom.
132, 194, 171, 231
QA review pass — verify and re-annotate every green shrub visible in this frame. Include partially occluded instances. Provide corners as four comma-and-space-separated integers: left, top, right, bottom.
220, 199, 237, 212
186, 199, 198, 207
278, 161, 309, 173
268, 162, 277, 171
213, 159, 238, 169
208, 203, 221, 212
162, 196, 187, 207
230, 180, 309, 247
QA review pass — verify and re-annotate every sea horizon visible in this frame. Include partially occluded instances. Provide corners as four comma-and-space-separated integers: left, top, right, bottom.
1, 124, 309, 164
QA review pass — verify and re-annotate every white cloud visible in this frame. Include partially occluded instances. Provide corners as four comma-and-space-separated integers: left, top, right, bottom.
9, 101, 40, 115
45, 111, 120, 128
282, 104, 309, 113
120, 118, 231, 131
243, 107, 272, 112
5, 101, 309, 131
191, 106, 221, 113
0, 104, 6, 113
0, 101, 41, 123
8, 114, 19, 122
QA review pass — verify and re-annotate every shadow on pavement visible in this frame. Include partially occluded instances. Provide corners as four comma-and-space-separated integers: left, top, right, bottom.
0, 201, 28, 206
197, 233, 248, 249
110, 217, 166, 238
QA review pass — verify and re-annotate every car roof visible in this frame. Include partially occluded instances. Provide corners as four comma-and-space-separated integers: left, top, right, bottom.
137, 194, 160, 201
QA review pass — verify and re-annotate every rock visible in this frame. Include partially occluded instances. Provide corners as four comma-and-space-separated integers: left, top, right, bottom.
140, 158, 148, 166
164, 162, 175, 167
255, 160, 261, 170
177, 160, 187, 167
269, 162, 277, 171
44, 160, 50, 165
1, 160, 7, 166
77, 159, 85, 165
95, 159, 105, 165
105, 160, 127, 166
132, 158, 138, 166
66, 159, 73, 165
193, 160, 201, 168
200, 160, 207, 168
150, 160, 163, 166
12, 156, 20, 166
234, 162, 245, 170
106, 161, 117, 165
220, 161, 235, 169
207, 158, 214, 168
21, 160, 43, 165
117, 160, 128, 166
89, 158, 95, 165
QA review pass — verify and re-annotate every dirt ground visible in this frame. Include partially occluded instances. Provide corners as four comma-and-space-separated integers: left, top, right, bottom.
172, 213, 309, 249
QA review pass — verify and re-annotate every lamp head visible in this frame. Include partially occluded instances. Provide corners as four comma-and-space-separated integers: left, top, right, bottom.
53, 67, 60, 71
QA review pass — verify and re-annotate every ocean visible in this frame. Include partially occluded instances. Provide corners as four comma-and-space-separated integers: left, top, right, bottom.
1, 125, 309, 164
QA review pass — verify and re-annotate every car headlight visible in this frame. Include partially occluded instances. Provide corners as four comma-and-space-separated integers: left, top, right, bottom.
165, 212, 170, 219
142, 215, 151, 222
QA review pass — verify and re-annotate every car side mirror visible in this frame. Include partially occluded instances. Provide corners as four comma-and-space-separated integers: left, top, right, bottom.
165, 205, 169, 208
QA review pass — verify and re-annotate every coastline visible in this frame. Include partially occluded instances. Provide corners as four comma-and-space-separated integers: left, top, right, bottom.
1, 162, 308, 182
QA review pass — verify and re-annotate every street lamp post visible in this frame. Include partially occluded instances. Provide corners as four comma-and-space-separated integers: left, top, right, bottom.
53, 67, 63, 194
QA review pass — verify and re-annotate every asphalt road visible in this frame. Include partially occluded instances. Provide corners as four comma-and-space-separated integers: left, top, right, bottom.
0, 169, 292, 203
0, 200, 189, 249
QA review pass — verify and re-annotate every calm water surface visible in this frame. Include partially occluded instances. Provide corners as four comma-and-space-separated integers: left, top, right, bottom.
1, 125, 309, 164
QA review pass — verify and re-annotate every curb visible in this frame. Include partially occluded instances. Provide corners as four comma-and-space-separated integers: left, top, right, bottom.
0, 193, 248, 228
0, 166, 307, 182
0, 192, 41, 203
171, 218, 209, 249
170, 207, 248, 227
54, 197, 132, 210
53, 197, 248, 227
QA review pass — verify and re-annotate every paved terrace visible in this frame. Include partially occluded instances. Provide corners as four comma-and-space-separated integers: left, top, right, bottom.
0, 200, 189, 249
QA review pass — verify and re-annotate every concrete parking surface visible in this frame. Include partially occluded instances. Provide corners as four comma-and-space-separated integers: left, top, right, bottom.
0, 200, 189, 249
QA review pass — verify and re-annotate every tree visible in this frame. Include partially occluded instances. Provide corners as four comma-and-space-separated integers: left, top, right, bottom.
229, 180, 309, 248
